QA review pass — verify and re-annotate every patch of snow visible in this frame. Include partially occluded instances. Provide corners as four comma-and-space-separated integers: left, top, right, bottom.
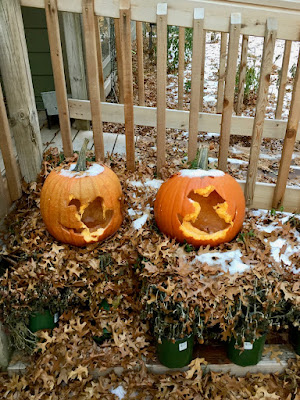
209, 157, 247, 166
203, 95, 217, 107
195, 249, 250, 274
59, 163, 104, 178
179, 169, 224, 178
127, 208, 137, 216
128, 180, 143, 187
132, 213, 149, 230
205, 132, 220, 138
269, 238, 300, 267
144, 179, 164, 189
110, 386, 126, 399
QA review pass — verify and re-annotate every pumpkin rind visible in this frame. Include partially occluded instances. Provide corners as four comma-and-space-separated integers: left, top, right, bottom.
154, 169, 245, 247
40, 163, 123, 246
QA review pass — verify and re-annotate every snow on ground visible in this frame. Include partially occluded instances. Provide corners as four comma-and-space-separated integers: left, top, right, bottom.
167, 32, 300, 119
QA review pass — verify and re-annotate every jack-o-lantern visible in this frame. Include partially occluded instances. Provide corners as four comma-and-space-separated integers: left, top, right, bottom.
40, 139, 123, 246
154, 148, 245, 247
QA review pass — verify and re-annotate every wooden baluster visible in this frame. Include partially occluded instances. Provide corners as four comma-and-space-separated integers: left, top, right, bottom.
218, 14, 241, 171
136, 21, 145, 106
275, 40, 292, 120
0, 174, 10, 219
199, 31, 206, 112
156, 3, 168, 173
236, 35, 249, 116
0, 83, 22, 201
216, 32, 228, 114
188, 9, 205, 162
114, 18, 124, 103
62, 12, 90, 131
82, 0, 104, 161
45, 0, 73, 157
273, 48, 300, 209
119, 0, 135, 171
95, 15, 106, 102
245, 18, 277, 207
178, 26, 185, 110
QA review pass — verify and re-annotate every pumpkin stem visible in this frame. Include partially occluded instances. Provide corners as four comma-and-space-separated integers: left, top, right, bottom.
74, 138, 89, 172
196, 145, 209, 170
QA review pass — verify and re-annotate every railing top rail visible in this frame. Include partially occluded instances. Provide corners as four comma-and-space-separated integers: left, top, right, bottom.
21, 0, 300, 41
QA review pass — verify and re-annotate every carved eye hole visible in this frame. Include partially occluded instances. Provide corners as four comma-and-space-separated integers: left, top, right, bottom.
68, 197, 114, 232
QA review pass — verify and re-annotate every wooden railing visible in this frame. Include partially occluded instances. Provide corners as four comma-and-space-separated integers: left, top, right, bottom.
0, 0, 299, 218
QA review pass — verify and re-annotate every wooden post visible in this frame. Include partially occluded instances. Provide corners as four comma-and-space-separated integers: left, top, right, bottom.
114, 18, 124, 103
136, 21, 145, 106
178, 26, 185, 110
62, 12, 90, 131
119, 0, 135, 171
95, 15, 106, 102
275, 40, 292, 120
0, 175, 10, 219
218, 14, 241, 171
0, 83, 22, 201
216, 32, 228, 114
156, 3, 168, 173
199, 31, 206, 112
245, 18, 277, 207
0, 0, 42, 183
188, 9, 205, 162
82, 0, 104, 161
272, 49, 300, 209
236, 35, 249, 116
45, 0, 73, 157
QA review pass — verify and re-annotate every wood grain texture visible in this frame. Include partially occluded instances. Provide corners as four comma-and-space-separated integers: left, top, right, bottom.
21, 0, 300, 41
178, 26, 185, 110
156, 4, 168, 173
45, 0, 73, 157
216, 32, 228, 114
236, 35, 249, 116
0, 174, 10, 219
199, 31, 206, 112
136, 21, 145, 106
62, 12, 90, 131
0, 0, 42, 183
218, 14, 241, 171
114, 18, 124, 103
0, 84, 22, 201
95, 16, 106, 102
68, 99, 300, 141
244, 18, 277, 207
119, 3, 135, 171
82, 0, 104, 161
273, 48, 300, 209
188, 9, 205, 162
275, 40, 292, 119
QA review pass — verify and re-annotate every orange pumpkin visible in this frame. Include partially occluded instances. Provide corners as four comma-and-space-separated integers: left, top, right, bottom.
40, 140, 123, 246
154, 169, 245, 247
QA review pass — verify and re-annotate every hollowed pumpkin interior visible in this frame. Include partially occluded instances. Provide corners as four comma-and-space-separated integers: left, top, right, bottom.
68, 197, 113, 234
178, 186, 233, 240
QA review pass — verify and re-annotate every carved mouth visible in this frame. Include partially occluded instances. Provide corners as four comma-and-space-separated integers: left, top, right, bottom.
61, 197, 114, 238
178, 187, 234, 240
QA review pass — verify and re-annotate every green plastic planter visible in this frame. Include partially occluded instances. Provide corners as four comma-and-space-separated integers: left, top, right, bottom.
289, 326, 300, 356
157, 334, 194, 368
29, 310, 56, 333
227, 334, 267, 366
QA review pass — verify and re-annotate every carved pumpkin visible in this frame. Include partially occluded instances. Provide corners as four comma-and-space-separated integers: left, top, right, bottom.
154, 151, 245, 247
40, 140, 123, 246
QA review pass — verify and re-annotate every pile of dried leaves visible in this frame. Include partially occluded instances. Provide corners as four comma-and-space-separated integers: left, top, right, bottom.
0, 145, 299, 398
